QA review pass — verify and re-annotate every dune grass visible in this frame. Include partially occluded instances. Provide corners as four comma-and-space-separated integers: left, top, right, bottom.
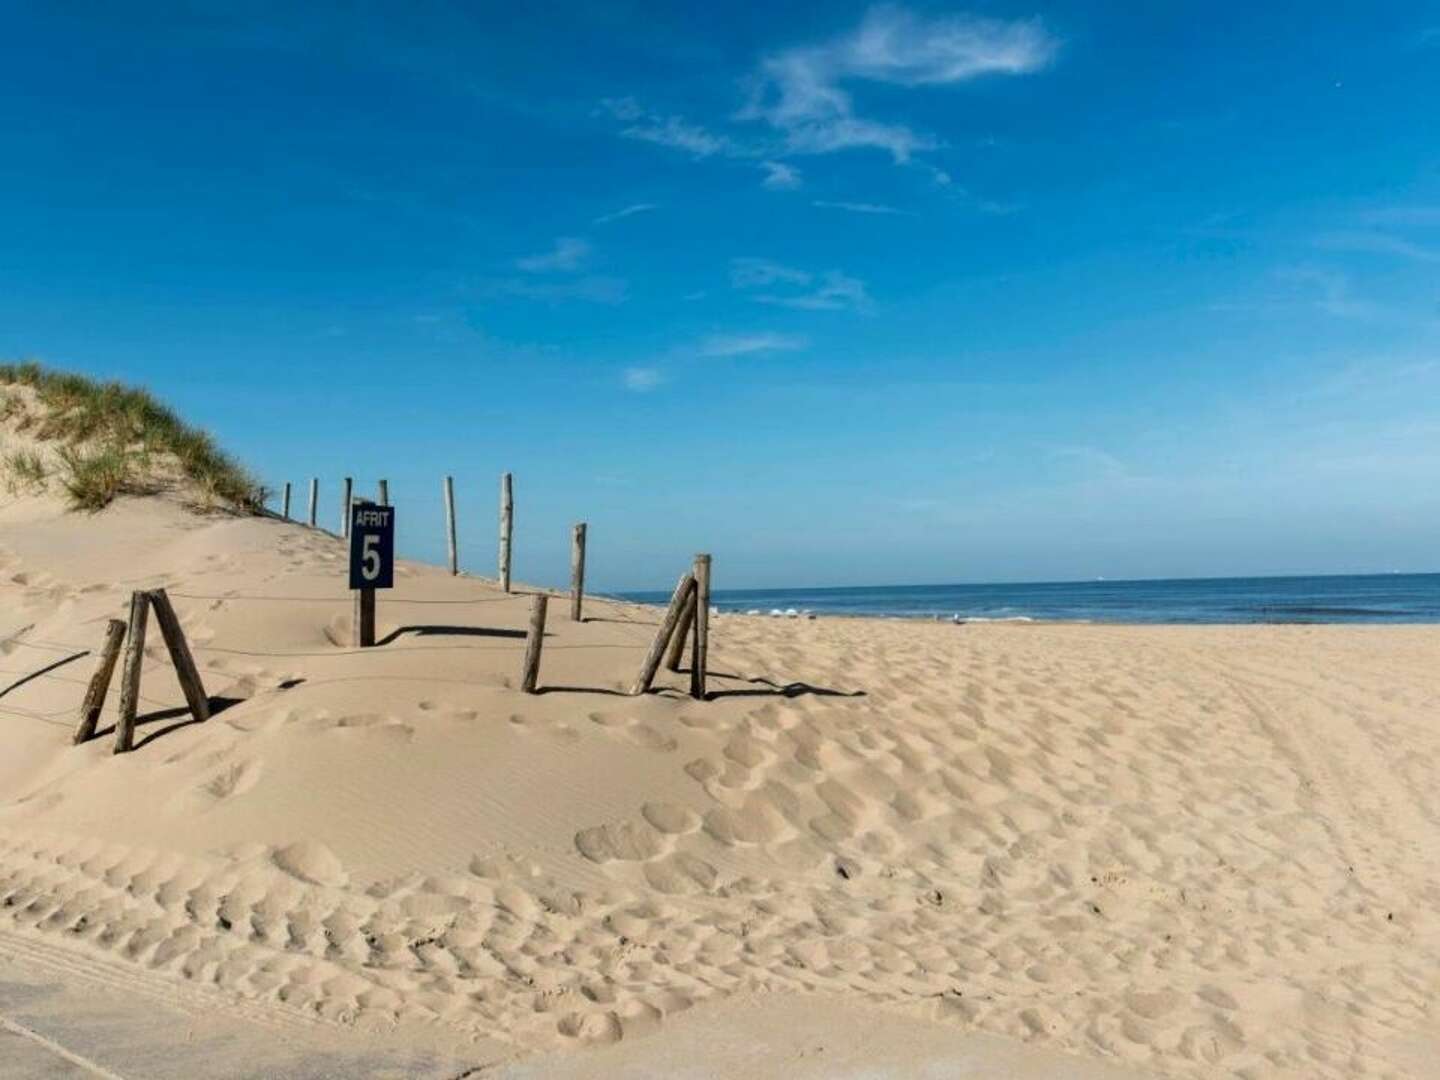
0, 361, 266, 512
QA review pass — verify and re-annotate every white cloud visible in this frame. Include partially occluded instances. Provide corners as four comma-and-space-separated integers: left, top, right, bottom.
730, 257, 812, 289
699, 332, 809, 356
1360, 206, 1440, 228
1274, 266, 1378, 320
730, 258, 872, 313
483, 276, 628, 305
623, 366, 664, 391
517, 236, 590, 273
594, 203, 658, 225
1315, 230, 1440, 263
813, 199, 906, 215
741, 5, 1058, 162
760, 160, 802, 189
600, 97, 736, 158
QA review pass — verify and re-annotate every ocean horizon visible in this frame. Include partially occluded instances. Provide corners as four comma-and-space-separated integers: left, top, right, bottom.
617, 571, 1440, 624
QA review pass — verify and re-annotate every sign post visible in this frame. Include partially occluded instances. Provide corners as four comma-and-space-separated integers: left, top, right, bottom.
349, 500, 395, 647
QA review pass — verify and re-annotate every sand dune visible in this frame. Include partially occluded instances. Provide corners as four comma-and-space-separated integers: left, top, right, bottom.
0, 489, 1437, 1076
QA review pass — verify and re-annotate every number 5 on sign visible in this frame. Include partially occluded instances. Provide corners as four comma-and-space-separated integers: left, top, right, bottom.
349, 503, 395, 590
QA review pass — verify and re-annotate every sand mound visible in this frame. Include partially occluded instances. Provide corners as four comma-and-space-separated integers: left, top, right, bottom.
0, 488, 1437, 1076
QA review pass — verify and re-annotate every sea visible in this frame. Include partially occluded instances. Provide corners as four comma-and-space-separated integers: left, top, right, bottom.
618, 573, 1440, 624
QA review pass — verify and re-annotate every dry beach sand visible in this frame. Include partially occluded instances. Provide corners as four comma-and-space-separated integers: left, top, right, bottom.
0, 487, 1438, 1077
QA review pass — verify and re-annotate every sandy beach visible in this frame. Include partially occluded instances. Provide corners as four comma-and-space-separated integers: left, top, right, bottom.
0, 487, 1433, 1077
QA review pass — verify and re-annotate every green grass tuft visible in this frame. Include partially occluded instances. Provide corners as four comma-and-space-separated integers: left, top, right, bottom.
0, 361, 266, 513
3, 448, 47, 493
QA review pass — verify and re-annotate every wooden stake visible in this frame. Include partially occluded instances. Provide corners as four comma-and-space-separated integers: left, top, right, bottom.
281, 481, 291, 521
499, 472, 514, 592
570, 523, 587, 622
378, 479, 389, 507
520, 593, 547, 693
690, 554, 712, 700
631, 573, 696, 696
354, 586, 376, 648
113, 592, 150, 754
340, 477, 353, 537
148, 588, 210, 724
665, 585, 696, 672
308, 478, 318, 527
444, 475, 458, 575
73, 618, 126, 745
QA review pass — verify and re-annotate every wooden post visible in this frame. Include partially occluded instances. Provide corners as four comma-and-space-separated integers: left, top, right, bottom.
378, 479, 389, 507
690, 554, 712, 700
499, 472, 513, 592
444, 475, 458, 575
520, 593, 547, 693
631, 573, 696, 696
570, 523, 587, 622
354, 586, 376, 648
148, 589, 210, 723
665, 586, 696, 672
113, 592, 150, 754
281, 482, 291, 521
73, 619, 126, 745
340, 477, 353, 537
308, 478, 318, 527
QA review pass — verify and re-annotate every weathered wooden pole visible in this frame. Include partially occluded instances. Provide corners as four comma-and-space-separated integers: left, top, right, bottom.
570, 523, 587, 622
665, 585, 697, 672
378, 479, 389, 507
631, 573, 696, 696
281, 482, 291, 520
113, 592, 150, 754
340, 477, 353, 537
444, 475, 458, 575
520, 593, 547, 693
690, 554, 712, 700
499, 472, 513, 592
73, 618, 126, 745
148, 589, 211, 723
354, 586, 376, 648
308, 478, 318, 527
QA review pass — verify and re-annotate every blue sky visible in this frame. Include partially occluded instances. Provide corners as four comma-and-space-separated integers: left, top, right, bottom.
3, 2, 1439, 590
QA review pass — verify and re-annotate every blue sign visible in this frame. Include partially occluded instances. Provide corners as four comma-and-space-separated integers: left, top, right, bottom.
348, 502, 395, 590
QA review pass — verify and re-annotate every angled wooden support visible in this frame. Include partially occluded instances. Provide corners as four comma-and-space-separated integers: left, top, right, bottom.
149, 588, 210, 724
631, 573, 696, 696
665, 585, 696, 673
113, 592, 150, 754
73, 618, 126, 745
520, 593, 548, 694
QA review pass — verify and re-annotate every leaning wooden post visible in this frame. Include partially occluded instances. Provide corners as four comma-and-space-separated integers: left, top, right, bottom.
665, 585, 697, 672
148, 589, 210, 723
281, 482, 292, 521
340, 477, 353, 537
520, 593, 547, 693
631, 573, 696, 696
73, 619, 126, 745
378, 479, 389, 507
113, 592, 150, 754
570, 523, 587, 622
444, 475, 458, 575
499, 472, 513, 592
690, 554, 712, 700
308, 478, 318, 527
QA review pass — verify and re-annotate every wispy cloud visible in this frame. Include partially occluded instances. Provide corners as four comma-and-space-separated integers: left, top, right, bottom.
517, 236, 590, 273
1315, 229, 1440, 263
600, 97, 737, 158
730, 257, 813, 289
740, 5, 1059, 163
730, 257, 872, 313
698, 332, 809, 356
623, 366, 664, 391
1358, 206, 1440, 228
813, 199, 906, 215
594, 203, 658, 225
760, 160, 802, 189
1274, 266, 1379, 320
